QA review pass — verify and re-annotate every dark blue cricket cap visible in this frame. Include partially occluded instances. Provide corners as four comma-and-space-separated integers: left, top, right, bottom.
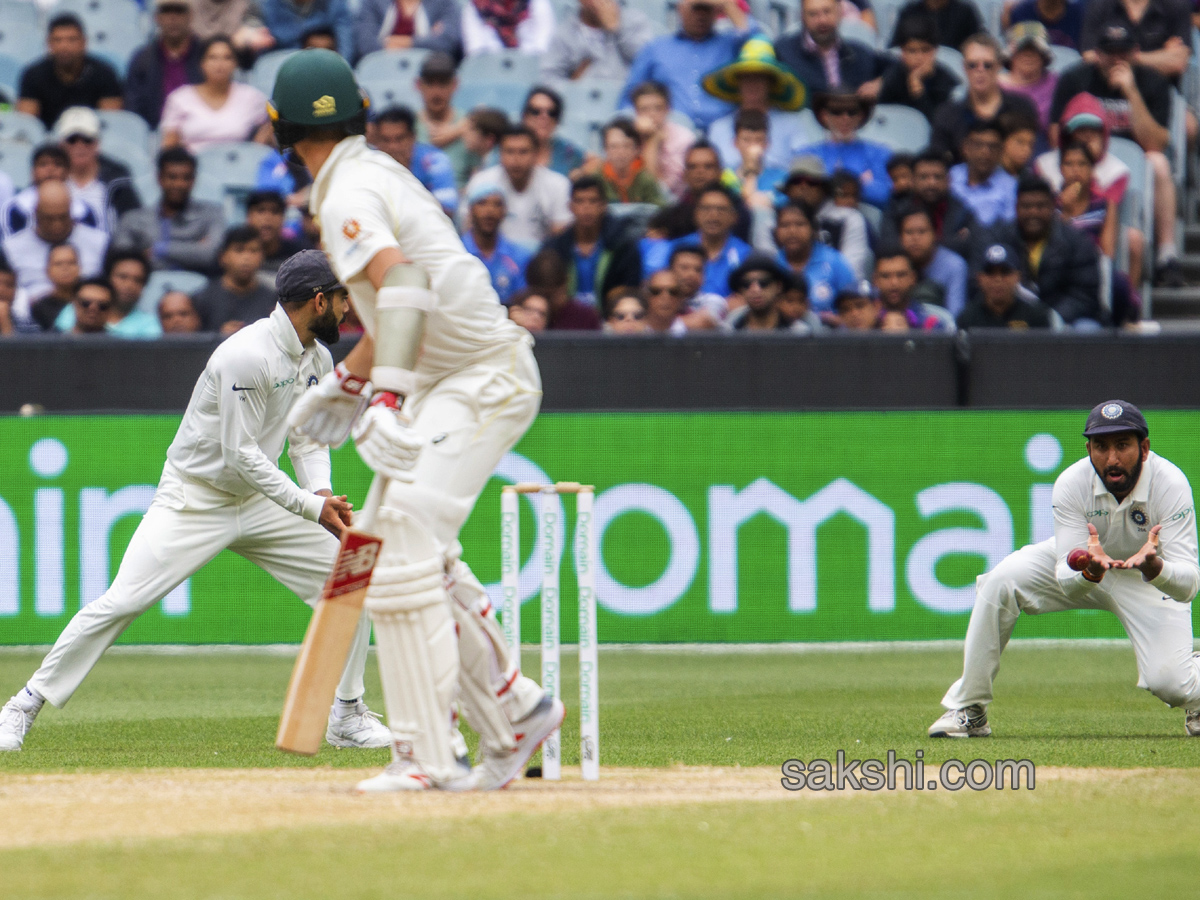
1083, 400, 1149, 439
981, 243, 1017, 271
276, 249, 345, 303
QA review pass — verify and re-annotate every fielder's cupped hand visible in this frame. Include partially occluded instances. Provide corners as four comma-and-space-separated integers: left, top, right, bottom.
319, 495, 354, 537
1068, 524, 1120, 582
1115, 525, 1164, 580
289, 365, 372, 448
352, 406, 423, 482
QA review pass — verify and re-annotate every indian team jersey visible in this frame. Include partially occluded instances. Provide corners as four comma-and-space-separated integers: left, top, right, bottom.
311, 136, 529, 385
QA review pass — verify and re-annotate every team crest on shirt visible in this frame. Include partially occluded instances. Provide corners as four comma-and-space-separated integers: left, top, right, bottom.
1130, 507, 1148, 527
342, 219, 361, 241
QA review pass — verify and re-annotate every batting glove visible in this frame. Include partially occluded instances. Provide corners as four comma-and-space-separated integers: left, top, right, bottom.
352, 392, 423, 482
288, 363, 372, 448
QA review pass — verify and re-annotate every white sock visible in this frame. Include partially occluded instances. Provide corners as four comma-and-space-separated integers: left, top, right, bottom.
14, 686, 44, 715
1157, 244, 1178, 265
333, 696, 362, 719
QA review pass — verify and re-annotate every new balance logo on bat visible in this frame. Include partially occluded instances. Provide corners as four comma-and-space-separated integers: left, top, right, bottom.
337, 544, 379, 579
324, 533, 383, 599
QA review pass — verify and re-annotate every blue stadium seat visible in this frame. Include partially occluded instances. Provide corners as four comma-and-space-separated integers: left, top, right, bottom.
0, 139, 32, 188
137, 269, 210, 316
52, 0, 148, 36
0, 21, 45, 67
458, 50, 541, 86
0, 1, 39, 31
358, 76, 422, 112
0, 52, 23, 96
1049, 45, 1081, 74
859, 104, 930, 153
558, 79, 623, 126
455, 80, 525, 119
89, 21, 146, 78
838, 18, 878, 50
196, 141, 276, 196
936, 46, 965, 81
0, 110, 47, 145
97, 108, 151, 152
1107, 136, 1154, 313
557, 117, 600, 154
873, 0, 904, 46
100, 133, 151, 172
248, 49, 298, 96
355, 49, 431, 85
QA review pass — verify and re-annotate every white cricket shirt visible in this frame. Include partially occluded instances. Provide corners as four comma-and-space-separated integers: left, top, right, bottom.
311, 136, 530, 387
165, 305, 333, 522
1052, 451, 1200, 604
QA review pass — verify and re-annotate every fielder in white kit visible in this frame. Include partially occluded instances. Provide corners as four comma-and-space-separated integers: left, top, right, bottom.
0, 251, 391, 752
930, 400, 1200, 738
272, 49, 563, 792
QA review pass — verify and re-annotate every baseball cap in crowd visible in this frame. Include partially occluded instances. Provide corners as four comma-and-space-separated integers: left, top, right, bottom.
1097, 25, 1137, 54
727, 252, 790, 294
834, 279, 877, 306
1005, 21, 1053, 67
779, 155, 830, 191
153, 0, 192, 9
981, 243, 1017, 273
276, 250, 345, 303
466, 181, 505, 205
55, 106, 100, 142
1083, 400, 1149, 439
419, 51, 457, 81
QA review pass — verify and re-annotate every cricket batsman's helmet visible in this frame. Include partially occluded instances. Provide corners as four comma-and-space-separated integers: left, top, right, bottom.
268, 49, 368, 149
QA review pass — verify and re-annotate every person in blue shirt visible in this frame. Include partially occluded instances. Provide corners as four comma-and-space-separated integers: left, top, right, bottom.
54, 250, 163, 338
896, 203, 968, 316
792, 89, 894, 208
461, 183, 531, 304
258, 0, 356, 61
667, 183, 753, 296
948, 119, 1017, 226
772, 201, 857, 313
621, 0, 760, 130
369, 105, 460, 218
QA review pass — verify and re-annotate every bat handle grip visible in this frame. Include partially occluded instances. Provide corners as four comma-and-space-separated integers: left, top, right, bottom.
357, 475, 389, 532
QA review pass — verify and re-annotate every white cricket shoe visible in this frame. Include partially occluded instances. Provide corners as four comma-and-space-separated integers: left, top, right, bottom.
1186, 709, 1200, 737
326, 701, 392, 749
355, 758, 477, 793
928, 704, 991, 738
0, 697, 36, 751
475, 695, 567, 791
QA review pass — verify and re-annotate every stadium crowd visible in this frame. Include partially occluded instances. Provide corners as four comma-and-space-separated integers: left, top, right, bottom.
0, 0, 1192, 338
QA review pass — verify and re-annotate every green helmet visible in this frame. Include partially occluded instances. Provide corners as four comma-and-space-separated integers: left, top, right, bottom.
268, 49, 368, 149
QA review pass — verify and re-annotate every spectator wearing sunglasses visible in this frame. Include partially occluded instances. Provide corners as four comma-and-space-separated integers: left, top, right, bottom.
793, 88, 893, 208
521, 86, 592, 179
929, 33, 1039, 163
724, 253, 803, 331
67, 277, 115, 335
605, 289, 648, 333
56, 107, 140, 234
642, 268, 690, 334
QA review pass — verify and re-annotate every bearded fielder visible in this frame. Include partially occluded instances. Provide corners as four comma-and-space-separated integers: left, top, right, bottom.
0, 252, 391, 753
929, 400, 1200, 738
273, 50, 564, 792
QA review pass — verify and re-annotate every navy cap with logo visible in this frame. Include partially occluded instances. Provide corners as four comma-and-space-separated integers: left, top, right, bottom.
982, 243, 1017, 271
1097, 25, 1137, 54
1083, 400, 1149, 439
276, 250, 345, 304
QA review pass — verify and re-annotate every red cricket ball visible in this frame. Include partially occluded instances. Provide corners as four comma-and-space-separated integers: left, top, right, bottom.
1067, 549, 1091, 571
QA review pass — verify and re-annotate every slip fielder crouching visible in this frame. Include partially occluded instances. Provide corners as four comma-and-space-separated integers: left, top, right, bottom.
930, 400, 1200, 738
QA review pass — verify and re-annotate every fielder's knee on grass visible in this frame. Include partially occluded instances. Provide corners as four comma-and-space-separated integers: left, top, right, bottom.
1141, 664, 1196, 709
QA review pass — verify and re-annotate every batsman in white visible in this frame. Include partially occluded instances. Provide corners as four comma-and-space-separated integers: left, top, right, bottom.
272, 49, 564, 792
930, 400, 1200, 738
0, 251, 392, 753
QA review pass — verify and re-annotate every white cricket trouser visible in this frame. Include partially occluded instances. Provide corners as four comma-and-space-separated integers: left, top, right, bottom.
28, 476, 370, 709
386, 340, 542, 556
943, 539, 1200, 711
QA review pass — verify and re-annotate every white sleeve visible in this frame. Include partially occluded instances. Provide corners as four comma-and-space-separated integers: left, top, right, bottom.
461, 4, 500, 55
287, 349, 334, 495
1052, 474, 1107, 601
320, 183, 399, 284
1149, 473, 1200, 603
520, 0, 556, 53
216, 351, 324, 522
548, 171, 572, 229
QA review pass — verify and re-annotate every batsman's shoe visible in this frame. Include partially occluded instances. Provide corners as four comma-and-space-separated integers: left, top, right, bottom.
928, 705, 991, 738
475, 695, 567, 792
356, 758, 477, 793
1186, 709, 1200, 737
326, 702, 393, 749
0, 698, 35, 751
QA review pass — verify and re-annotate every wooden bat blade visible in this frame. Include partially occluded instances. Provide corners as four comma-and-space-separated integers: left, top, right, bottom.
276, 529, 383, 756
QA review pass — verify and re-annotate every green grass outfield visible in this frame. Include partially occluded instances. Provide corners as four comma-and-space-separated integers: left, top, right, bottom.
1, 644, 1199, 898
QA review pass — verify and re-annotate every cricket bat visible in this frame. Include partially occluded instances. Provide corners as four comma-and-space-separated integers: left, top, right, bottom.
276, 476, 388, 755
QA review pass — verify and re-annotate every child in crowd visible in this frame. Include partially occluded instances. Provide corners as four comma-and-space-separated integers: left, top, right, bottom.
998, 110, 1040, 176
599, 119, 666, 205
